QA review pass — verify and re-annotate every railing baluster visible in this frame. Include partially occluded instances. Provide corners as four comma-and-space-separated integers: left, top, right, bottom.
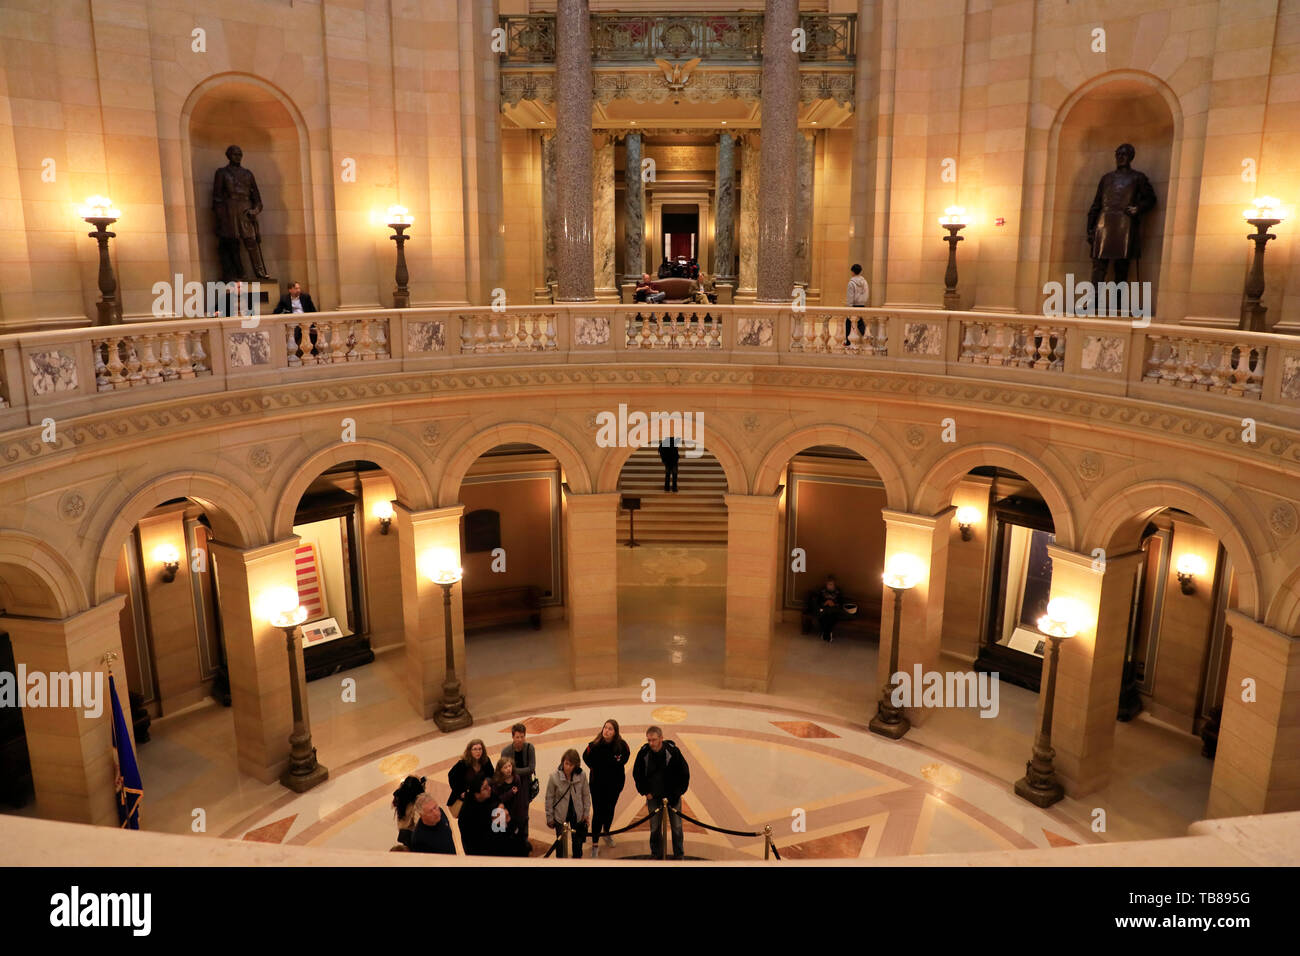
94, 339, 111, 391
286, 323, 301, 366
374, 319, 390, 360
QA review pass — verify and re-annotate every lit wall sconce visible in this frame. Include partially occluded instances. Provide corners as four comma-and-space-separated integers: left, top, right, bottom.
386, 205, 414, 309
1176, 554, 1207, 595
955, 505, 982, 542
79, 195, 122, 326
372, 499, 395, 535
1241, 196, 1286, 332
938, 206, 966, 311
153, 543, 181, 583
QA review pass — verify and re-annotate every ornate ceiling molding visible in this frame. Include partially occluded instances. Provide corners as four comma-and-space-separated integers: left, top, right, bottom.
501, 68, 854, 109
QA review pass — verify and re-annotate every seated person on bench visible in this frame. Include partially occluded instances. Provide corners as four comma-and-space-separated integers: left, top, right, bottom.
635, 274, 668, 304
808, 574, 851, 643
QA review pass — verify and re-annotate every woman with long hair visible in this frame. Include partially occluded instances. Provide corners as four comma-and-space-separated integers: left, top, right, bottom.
391, 774, 426, 848
583, 719, 631, 856
492, 755, 531, 853
447, 738, 493, 814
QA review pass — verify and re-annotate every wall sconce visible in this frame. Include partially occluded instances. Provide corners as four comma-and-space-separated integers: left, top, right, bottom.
79, 195, 122, 327
1176, 554, 1207, 595
955, 505, 981, 542
938, 206, 966, 311
152, 543, 181, 583
372, 500, 395, 535
1241, 196, 1286, 332
386, 205, 413, 309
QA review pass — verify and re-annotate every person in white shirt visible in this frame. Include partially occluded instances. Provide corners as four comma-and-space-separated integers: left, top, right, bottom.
845, 264, 869, 344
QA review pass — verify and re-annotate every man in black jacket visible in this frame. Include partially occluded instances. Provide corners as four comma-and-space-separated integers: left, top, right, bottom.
658, 436, 679, 493
409, 795, 455, 854
272, 281, 317, 314
633, 725, 690, 860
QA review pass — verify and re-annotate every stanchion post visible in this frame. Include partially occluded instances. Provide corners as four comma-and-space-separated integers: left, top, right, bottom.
660, 798, 669, 861
764, 824, 772, 860
562, 822, 572, 859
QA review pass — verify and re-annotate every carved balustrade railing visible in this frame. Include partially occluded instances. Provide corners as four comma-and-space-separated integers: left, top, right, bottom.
499, 13, 855, 64
1, 307, 1297, 431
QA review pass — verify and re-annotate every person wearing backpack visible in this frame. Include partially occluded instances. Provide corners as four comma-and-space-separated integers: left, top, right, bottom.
544, 748, 592, 858
632, 725, 690, 860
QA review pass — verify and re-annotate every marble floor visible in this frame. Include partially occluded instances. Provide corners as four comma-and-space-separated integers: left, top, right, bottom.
44, 545, 1213, 858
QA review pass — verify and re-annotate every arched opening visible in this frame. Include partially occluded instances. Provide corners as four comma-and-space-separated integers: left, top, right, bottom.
186, 77, 310, 302
1045, 74, 1176, 317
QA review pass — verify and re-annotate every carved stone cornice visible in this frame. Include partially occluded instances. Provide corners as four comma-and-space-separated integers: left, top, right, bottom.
502, 67, 853, 109
2, 365, 1299, 478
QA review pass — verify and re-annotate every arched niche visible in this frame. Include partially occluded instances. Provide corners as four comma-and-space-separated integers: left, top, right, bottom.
1044, 73, 1177, 317
184, 77, 312, 295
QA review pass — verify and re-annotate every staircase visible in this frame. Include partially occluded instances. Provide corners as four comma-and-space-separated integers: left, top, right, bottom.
616, 447, 728, 544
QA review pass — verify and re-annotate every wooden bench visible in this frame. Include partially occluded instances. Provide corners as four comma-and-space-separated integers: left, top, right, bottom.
800, 593, 881, 640
463, 586, 543, 632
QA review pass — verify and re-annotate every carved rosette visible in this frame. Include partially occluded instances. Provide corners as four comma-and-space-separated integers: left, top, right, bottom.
247, 445, 273, 472
1077, 452, 1103, 482
59, 491, 86, 521
905, 426, 925, 450
421, 423, 441, 447
1269, 502, 1297, 538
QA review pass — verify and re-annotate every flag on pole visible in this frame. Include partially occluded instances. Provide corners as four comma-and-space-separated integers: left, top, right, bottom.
109, 673, 143, 829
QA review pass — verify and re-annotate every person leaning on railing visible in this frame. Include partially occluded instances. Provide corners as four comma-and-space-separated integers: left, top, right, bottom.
845, 264, 869, 344
633, 725, 690, 860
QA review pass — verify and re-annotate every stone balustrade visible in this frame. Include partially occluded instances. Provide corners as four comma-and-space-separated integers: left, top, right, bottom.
0, 305, 1297, 430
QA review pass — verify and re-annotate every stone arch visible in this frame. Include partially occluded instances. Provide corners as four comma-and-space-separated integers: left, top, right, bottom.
436, 422, 595, 506
179, 72, 320, 302
1087, 479, 1262, 619
595, 416, 748, 495
1037, 69, 1182, 317
0, 531, 88, 618
750, 424, 908, 508
91, 472, 264, 604
271, 439, 435, 540
912, 443, 1079, 550
1266, 562, 1300, 636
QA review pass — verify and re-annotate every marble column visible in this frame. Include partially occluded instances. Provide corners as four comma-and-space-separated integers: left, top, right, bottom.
554, 0, 595, 301
794, 130, 815, 288
540, 131, 557, 292
394, 503, 466, 719
1208, 613, 1300, 817
564, 492, 620, 688
756, 0, 799, 302
738, 135, 760, 299
724, 493, 782, 692
593, 134, 617, 297
623, 131, 645, 283
713, 132, 738, 286
5, 598, 129, 825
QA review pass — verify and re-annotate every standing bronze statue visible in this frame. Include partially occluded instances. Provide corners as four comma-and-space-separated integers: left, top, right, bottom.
1087, 143, 1157, 286
213, 145, 270, 282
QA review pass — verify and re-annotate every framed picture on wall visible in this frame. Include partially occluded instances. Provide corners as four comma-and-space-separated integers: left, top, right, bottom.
301, 617, 344, 647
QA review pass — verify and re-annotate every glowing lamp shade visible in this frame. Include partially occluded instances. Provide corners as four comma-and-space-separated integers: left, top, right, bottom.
258, 586, 308, 629
1243, 196, 1286, 221
1037, 596, 1086, 639
1176, 553, 1208, 578
882, 552, 925, 591
938, 206, 967, 227
79, 195, 120, 220
955, 506, 982, 527
419, 549, 462, 586
386, 204, 413, 227
372, 500, 395, 521
151, 543, 181, 566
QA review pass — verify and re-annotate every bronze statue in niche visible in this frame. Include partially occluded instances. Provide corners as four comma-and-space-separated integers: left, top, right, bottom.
213, 145, 270, 281
1087, 143, 1157, 285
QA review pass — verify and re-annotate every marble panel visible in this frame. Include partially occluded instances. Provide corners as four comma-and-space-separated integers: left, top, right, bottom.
1081, 334, 1125, 374
28, 349, 79, 394
573, 315, 610, 346
903, 322, 943, 355
1281, 355, 1300, 400
227, 330, 271, 368
407, 320, 446, 353
737, 315, 774, 347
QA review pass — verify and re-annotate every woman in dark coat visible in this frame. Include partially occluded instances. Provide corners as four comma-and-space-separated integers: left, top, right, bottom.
457, 776, 498, 856
582, 718, 631, 854
391, 774, 426, 848
446, 738, 493, 813
492, 756, 532, 853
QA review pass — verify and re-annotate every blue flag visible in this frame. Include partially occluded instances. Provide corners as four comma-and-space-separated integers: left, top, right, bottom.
109, 674, 143, 829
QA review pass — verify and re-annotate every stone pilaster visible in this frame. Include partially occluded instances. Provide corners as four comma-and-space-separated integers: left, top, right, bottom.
724, 494, 782, 692
563, 492, 619, 688
794, 130, 816, 288
738, 135, 760, 300
623, 131, 645, 283
554, 0, 595, 301
713, 132, 738, 286
877, 510, 951, 727
394, 504, 466, 719
593, 134, 617, 298
540, 131, 557, 292
1040, 546, 1144, 796
4, 598, 129, 825
1208, 613, 1300, 817
756, 0, 799, 302
208, 538, 298, 784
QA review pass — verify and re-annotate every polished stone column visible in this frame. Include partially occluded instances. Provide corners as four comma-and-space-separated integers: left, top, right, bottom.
541, 131, 557, 291
623, 131, 645, 283
738, 135, 760, 299
794, 130, 815, 287
554, 0, 595, 301
713, 132, 737, 286
724, 494, 781, 692
593, 134, 617, 297
564, 492, 620, 688
756, 0, 799, 302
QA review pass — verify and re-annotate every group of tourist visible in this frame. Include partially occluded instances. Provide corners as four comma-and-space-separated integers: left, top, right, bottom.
391, 721, 691, 860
